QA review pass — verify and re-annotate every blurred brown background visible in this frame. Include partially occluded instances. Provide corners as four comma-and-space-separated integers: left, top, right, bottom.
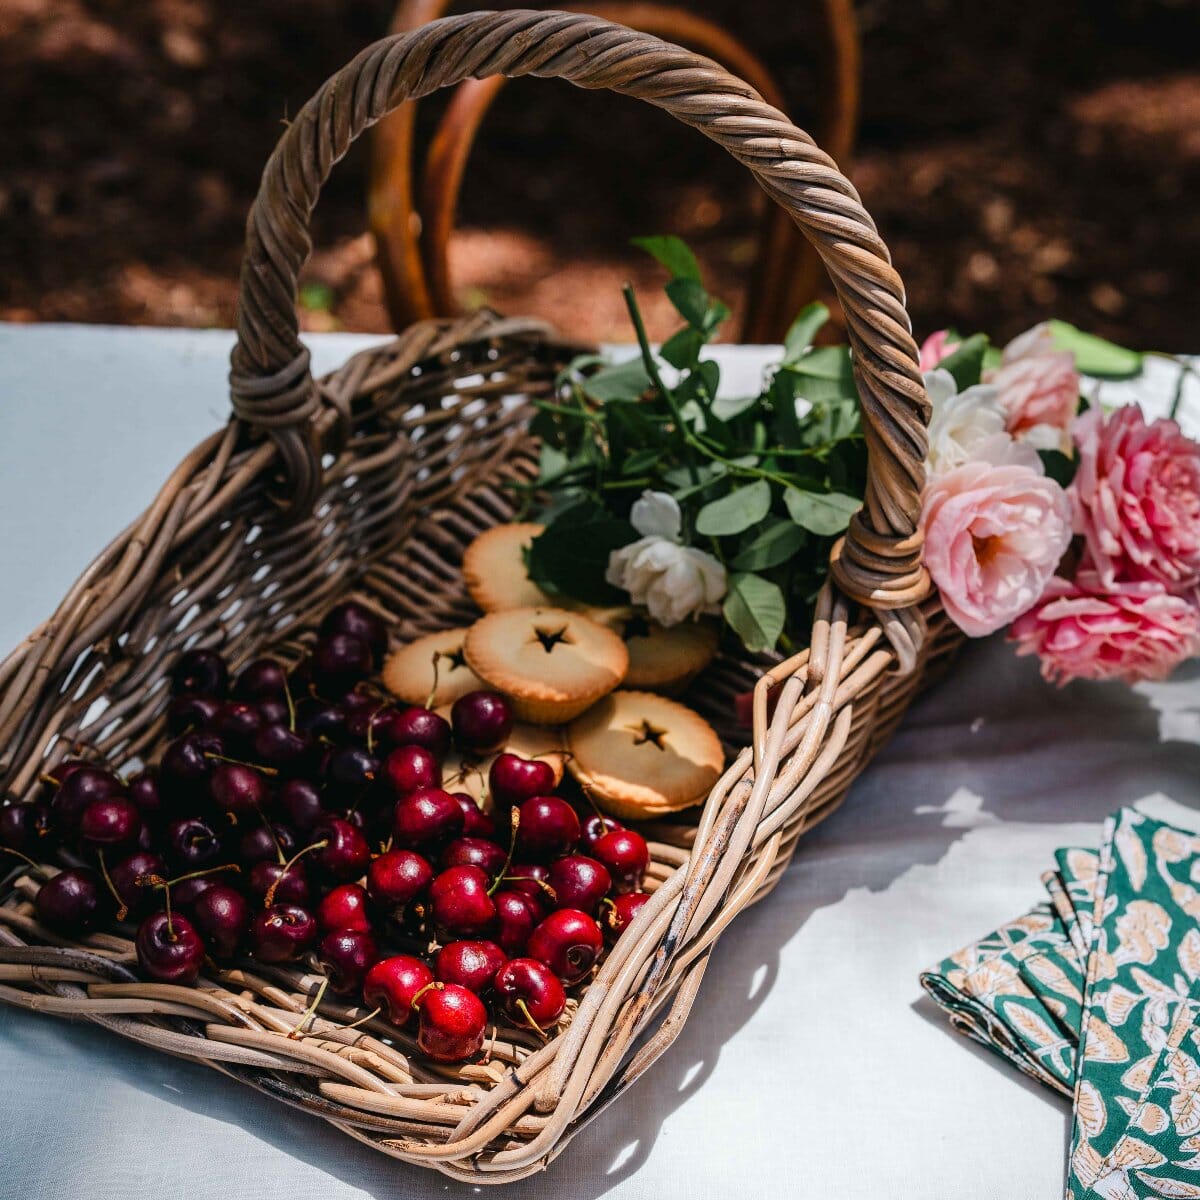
2, 0, 1198, 347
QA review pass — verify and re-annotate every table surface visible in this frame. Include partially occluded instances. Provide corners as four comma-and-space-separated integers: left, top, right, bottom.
2, 323, 1199, 1200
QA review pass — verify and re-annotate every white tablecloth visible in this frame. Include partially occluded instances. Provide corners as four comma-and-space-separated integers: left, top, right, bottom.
1, 324, 1199, 1200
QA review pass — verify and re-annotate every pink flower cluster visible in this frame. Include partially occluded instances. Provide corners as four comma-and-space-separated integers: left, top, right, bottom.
918, 325, 1200, 686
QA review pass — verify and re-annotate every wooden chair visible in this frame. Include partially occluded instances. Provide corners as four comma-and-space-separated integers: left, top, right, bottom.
368, 1, 860, 342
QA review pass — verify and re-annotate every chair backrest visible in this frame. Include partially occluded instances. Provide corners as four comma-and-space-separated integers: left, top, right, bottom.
369, 0, 860, 342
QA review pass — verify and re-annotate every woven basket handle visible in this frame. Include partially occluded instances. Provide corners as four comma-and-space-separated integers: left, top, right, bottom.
230, 8, 931, 609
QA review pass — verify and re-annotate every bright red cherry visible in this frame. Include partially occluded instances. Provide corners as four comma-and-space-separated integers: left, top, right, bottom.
249, 904, 317, 963
503, 863, 553, 903
602, 891, 650, 943
441, 837, 508, 877
317, 883, 373, 934
363, 954, 433, 1028
590, 829, 649, 894
311, 818, 370, 882
428, 865, 496, 938
434, 940, 507, 994
450, 792, 496, 838
190, 884, 250, 959
35, 868, 103, 934
492, 889, 544, 955
79, 796, 143, 851
136, 911, 206, 984
318, 928, 380, 994
450, 691, 512, 755
378, 707, 451, 759
367, 848, 434, 911
546, 855, 612, 915
528, 909, 603, 984
494, 957, 567, 1031
488, 754, 556, 811
417, 982, 488, 1062
393, 787, 464, 850
515, 796, 580, 861
381, 745, 439, 797
581, 813, 623, 854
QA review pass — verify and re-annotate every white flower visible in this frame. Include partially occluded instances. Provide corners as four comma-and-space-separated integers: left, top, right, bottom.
606, 490, 728, 626
924, 368, 1040, 478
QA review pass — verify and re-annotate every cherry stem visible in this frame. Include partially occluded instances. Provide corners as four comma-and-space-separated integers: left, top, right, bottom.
0, 845, 47, 879
263, 839, 327, 908
38, 773, 61, 788
96, 850, 129, 922
282, 673, 297, 733
487, 808, 521, 896
203, 751, 279, 777
409, 980, 442, 1011
424, 652, 442, 711
579, 783, 614, 833
365, 704, 389, 756
339, 1005, 382, 1033
502, 875, 557, 902
288, 976, 330, 1039
516, 999, 548, 1040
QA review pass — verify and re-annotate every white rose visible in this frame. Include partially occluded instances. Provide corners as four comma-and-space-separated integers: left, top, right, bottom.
606, 490, 727, 626
924, 368, 1040, 478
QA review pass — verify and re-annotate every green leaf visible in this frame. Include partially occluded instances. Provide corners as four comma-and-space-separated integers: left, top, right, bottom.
783, 487, 861, 536
1048, 320, 1143, 379
631, 235, 701, 282
665, 278, 711, 329
660, 327, 704, 370
1038, 448, 1078, 488
619, 446, 662, 477
731, 519, 806, 571
782, 302, 830, 364
723, 572, 786, 653
580, 358, 652, 403
695, 479, 772, 536
527, 511, 637, 605
787, 345, 855, 385
937, 333, 988, 391
711, 392, 759, 422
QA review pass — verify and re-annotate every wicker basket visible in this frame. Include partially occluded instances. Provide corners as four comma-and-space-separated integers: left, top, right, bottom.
0, 10, 960, 1183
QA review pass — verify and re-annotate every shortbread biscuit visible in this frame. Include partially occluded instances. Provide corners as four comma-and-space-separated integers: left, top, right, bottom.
620, 615, 718, 694
461, 523, 553, 612
567, 690, 723, 820
464, 606, 627, 724
382, 627, 483, 707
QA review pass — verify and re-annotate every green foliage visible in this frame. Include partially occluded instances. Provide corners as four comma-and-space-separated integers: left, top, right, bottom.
1047, 320, 1143, 379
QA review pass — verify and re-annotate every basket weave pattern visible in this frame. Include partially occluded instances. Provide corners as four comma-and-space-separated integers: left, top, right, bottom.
0, 11, 955, 1182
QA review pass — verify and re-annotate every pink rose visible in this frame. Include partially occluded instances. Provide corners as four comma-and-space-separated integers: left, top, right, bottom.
1010, 570, 1200, 685
918, 330, 959, 371
922, 460, 1073, 637
986, 323, 1079, 436
1070, 404, 1200, 592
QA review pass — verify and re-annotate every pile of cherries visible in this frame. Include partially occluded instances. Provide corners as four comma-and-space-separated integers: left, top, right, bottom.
0, 602, 652, 1063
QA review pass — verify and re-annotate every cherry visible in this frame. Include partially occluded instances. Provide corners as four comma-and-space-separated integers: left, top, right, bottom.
137, 910, 206, 983
489, 754, 555, 811
527, 909, 603, 984
393, 788, 464, 850
170, 649, 228, 698
164, 817, 223, 872
252, 724, 313, 775
367, 849, 434, 912
127, 770, 164, 825
451, 691, 512, 755
248, 860, 310, 906
515, 796, 580, 861
250, 904, 317, 963
363, 954, 433, 1028
277, 778, 325, 833
35, 868, 103, 934
494, 957, 567, 1032
173, 874, 219, 909
238, 822, 296, 866
311, 818, 370, 882
233, 657, 288, 702
428, 865, 496, 938
0, 801, 56, 854
441, 837, 508, 877
257, 698, 291, 728
51, 766, 124, 833
381, 745, 439, 798
79, 796, 143, 851
581, 813, 623, 854
503, 863, 552, 902
211, 701, 263, 749
320, 601, 388, 664
295, 699, 346, 742
435, 940, 506, 995
602, 892, 650, 943
492, 889, 544, 955
319, 928, 380, 994
451, 792, 496, 839
590, 829, 648, 894
323, 745, 379, 801
108, 851, 166, 918
316, 883, 373, 934
160, 732, 224, 795
209, 763, 268, 820
166, 694, 221, 735
190, 884, 250, 959
379, 707, 451, 759
546, 855, 611, 915
417, 982, 487, 1062
311, 634, 372, 692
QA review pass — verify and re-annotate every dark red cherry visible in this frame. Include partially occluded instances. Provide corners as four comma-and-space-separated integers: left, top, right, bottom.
209, 763, 268, 820
249, 904, 317, 963
127, 770, 164, 825
318, 928, 380, 994
233, 657, 288, 702
603, 892, 651, 943
211, 701, 263, 749
316, 883, 373, 934
451, 792, 496, 838
527, 909, 603, 984
417, 982, 487, 1062
51, 766, 124, 833
367, 849, 434, 911
190, 884, 250, 959
166, 694, 221, 735
237, 822, 296, 866
429, 865, 496, 938
495, 957, 567, 1030
363, 954, 433, 1028
320, 601, 388, 664
590, 829, 648, 894
451, 691, 513, 755
378, 706, 452, 759
0, 801, 56, 855
137, 910, 206, 984
256, 698, 290, 727
322, 746, 379, 803
489, 754, 556, 811
160, 732, 224, 795
311, 634, 372, 692
441, 837, 508, 877
393, 787, 464, 850
546, 855, 611, 915
492, 889, 544, 955
35, 868, 103, 934
343, 701, 397, 745
252, 724, 313, 775
170, 649, 228, 699
515, 796, 580, 861
108, 851, 167, 918
173, 874, 219, 909
79, 796, 143, 851
381, 745, 439, 798
248, 860, 310, 906
277, 778, 325, 833
164, 817, 223, 872
295, 699, 346, 742
503, 863, 552, 903
435, 940, 506, 995
581, 813, 623, 854
311, 817, 370, 882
